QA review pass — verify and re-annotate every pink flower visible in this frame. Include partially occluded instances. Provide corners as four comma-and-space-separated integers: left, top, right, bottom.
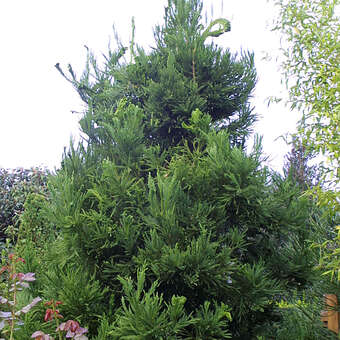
19, 297, 42, 314
31, 330, 54, 340
22, 272, 36, 281
11, 272, 25, 281
11, 272, 36, 282
56, 320, 88, 338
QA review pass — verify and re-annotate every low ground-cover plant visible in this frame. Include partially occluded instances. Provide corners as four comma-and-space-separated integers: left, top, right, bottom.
31, 300, 89, 340
0, 250, 41, 339
0, 251, 88, 340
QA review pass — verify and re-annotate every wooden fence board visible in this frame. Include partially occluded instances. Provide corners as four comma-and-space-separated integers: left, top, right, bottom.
321, 294, 339, 334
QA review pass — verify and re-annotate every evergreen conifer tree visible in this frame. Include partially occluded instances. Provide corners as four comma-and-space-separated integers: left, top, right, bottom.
33, 0, 319, 338
56, 0, 256, 150
283, 138, 322, 192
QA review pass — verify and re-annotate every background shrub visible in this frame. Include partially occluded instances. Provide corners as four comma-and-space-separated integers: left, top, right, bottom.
0, 167, 49, 243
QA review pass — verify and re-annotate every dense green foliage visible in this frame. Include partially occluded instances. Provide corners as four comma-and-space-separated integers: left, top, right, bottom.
0, 167, 48, 243
264, 292, 338, 339
273, 0, 339, 213
56, 0, 256, 150
33, 102, 322, 338
271, 2, 340, 337
2, 0, 336, 339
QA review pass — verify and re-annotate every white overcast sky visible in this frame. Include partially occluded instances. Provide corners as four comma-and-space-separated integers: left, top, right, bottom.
0, 0, 298, 171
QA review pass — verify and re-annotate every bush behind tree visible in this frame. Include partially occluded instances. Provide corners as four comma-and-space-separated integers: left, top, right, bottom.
0, 167, 49, 243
